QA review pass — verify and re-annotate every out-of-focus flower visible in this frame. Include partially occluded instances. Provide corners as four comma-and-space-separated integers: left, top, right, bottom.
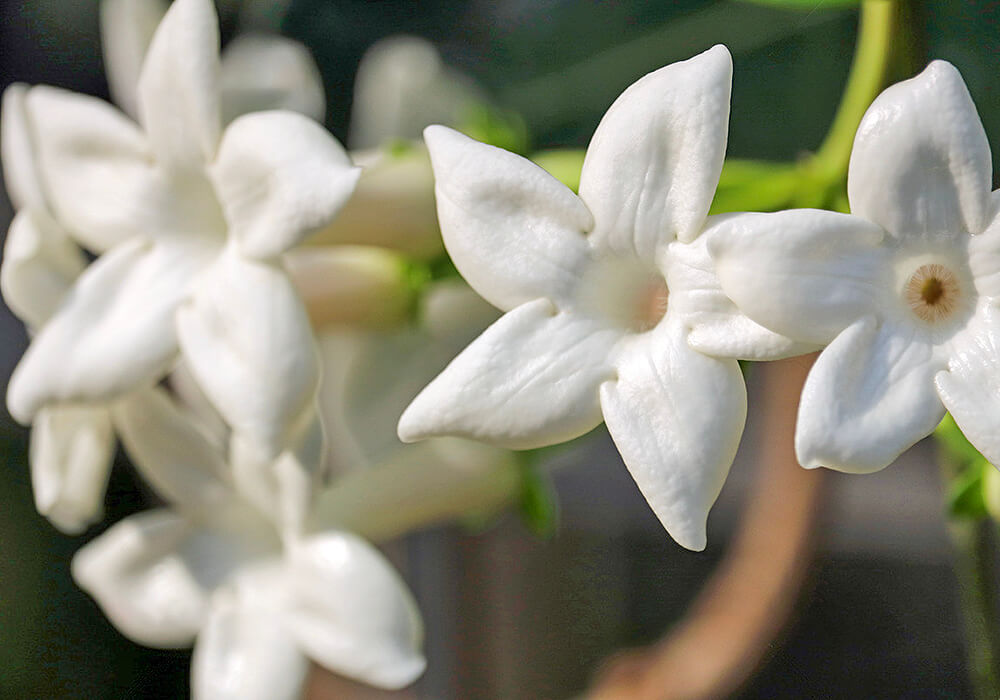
398, 46, 801, 551
348, 35, 485, 152
3, 0, 358, 531
73, 387, 426, 698
312, 279, 522, 534
101, 0, 326, 124
709, 61, 1000, 473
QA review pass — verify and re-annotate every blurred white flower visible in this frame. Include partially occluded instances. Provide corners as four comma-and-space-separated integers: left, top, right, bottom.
709, 60, 1000, 473
348, 35, 484, 151
101, 0, 325, 124
73, 387, 426, 698
3, 0, 358, 532
398, 46, 801, 551
312, 279, 522, 535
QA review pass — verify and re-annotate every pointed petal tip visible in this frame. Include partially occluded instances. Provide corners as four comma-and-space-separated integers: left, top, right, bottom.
363, 654, 427, 691
671, 524, 707, 552
422, 124, 473, 166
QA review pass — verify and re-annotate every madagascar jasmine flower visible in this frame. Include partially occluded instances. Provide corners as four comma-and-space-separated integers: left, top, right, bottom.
709, 61, 1000, 473
3, 0, 358, 528
398, 46, 799, 550
73, 387, 425, 698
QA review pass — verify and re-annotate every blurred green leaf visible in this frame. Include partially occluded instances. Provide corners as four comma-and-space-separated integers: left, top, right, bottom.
531, 149, 586, 193
937, 413, 993, 520
517, 455, 559, 538
458, 102, 531, 156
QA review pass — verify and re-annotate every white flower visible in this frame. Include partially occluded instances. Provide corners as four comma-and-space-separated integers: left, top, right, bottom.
101, 0, 326, 124
397, 46, 801, 550
3, 0, 359, 528
73, 387, 426, 697
708, 60, 1000, 473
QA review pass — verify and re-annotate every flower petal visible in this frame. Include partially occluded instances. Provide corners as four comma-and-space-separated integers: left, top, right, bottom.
935, 303, 1000, 465
136, 0, 221, 170
423, 125, 593, 311
220, 34, 326, 124
797, 316, 945, 473
848, 60, 993, 236
100, 0, 168, 120
579, 45, 732, 256
968, 191, 1000, 299
2, 83, 46, 211
21, 86, 166, 252
192, 583, 308, 700
7, 237, 209, 424
176, 251, 320, 457
31, 404, 114, 534
599, 319, 746, 551
71, 510, 212, 647
112, 387, 232, 510
1, 209, 86, 327
211, 111, 359, 260
398, 299, 618, 449
666, 229, 815, 360
707, 209, 887, 345
285, 532, 426, 690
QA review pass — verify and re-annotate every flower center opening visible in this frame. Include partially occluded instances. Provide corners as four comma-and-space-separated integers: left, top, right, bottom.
904, 263, 961, 324
577, 258, 669, 333
634, 278, 669, 332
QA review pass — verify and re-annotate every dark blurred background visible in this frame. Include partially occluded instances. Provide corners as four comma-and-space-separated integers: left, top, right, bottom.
1, 1, 998, 698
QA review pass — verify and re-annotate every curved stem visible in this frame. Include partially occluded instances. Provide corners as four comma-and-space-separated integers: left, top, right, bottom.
587, 356, 824, 700
812, 0, 896, 182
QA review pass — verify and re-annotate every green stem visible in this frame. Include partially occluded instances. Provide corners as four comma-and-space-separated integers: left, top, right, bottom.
812, 0, 895, 182
948, 518, 1000, 700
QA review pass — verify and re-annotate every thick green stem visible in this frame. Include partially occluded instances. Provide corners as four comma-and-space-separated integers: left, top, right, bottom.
812, 0, 895, 182
948, 518, 1000, 700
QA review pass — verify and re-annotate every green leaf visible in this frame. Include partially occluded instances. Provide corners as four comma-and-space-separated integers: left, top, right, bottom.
517, 455, 559, 538
458, 102, 531, 156
948, 459, 990, 520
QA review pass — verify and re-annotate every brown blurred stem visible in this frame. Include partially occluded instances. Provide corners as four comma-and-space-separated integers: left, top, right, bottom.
588, 356, 823, 700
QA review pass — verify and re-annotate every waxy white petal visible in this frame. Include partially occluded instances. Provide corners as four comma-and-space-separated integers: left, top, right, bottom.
176, 251, 320, 457
220, 34, 326, 124
849, 60, 993, 236
935, 304, 1000, 465
968, 192, 1000, 299
424, 125, 593, 311
600, 320, 746, 551
22, 86, 164, 252
137, 0, 221, 170
667, 230, 814, 361
100, 0, 168, 120
398, 299, 618, 449
31, 405, 114, 534
2, 83, 46, 211
797, 316, 945, 473
285, 533, 425, 690
1, 209, 85, 327
113, 388, 232, 510
211, 111, 359, 260
72, 510, 213, 647
579, 44, 732, 255
708, 209, 887, 345
192, 583, 308, 700
7, 237, 210, 424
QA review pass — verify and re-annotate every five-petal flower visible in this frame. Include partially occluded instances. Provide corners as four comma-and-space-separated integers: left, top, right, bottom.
708, 60, 1000, 473
3, 0, 359, 530
74, 387, 426, 698
398, 46, 800, 550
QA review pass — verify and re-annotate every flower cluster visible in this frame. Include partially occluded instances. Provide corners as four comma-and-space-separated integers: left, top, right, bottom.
4, 0, 999, 694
